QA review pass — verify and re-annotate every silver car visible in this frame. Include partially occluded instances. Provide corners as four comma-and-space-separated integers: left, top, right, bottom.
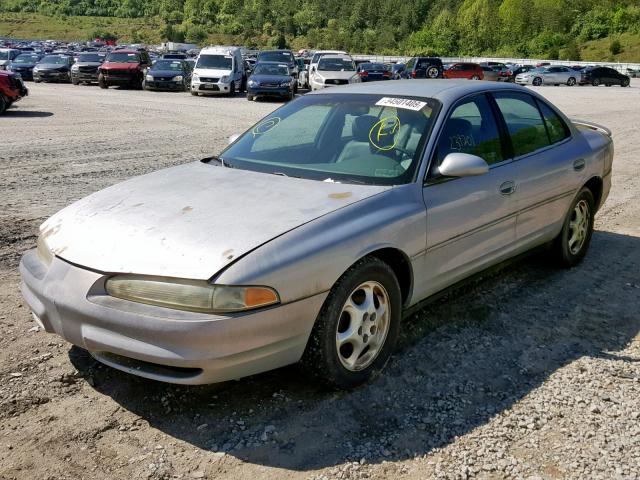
516, 65, 579, 86
20, 81, 613, 389
310, 55, 360, 90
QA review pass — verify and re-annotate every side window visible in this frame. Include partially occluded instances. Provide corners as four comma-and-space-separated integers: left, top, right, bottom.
434, 94, 504, 167
406, 58, 415, 70
537, 100, 570, 144
493, 92, 551, 157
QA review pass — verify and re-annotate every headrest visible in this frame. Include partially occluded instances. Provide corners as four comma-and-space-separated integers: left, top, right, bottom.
352, 115, 379, 142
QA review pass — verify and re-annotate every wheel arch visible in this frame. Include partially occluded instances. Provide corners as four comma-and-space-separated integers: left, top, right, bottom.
357, 247, 413, 307
584, 176, 603, 211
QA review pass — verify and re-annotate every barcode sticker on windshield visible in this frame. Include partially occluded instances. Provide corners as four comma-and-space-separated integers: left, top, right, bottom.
376, 97, 427, 111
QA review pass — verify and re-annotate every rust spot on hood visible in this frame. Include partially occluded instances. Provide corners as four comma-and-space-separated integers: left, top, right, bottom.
329, 192, 352, 199
182, 206, 194, 213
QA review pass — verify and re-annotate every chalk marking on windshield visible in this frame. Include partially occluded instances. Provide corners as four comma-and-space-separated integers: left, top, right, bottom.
369, 116, 400, 151
252, 117, 281, 136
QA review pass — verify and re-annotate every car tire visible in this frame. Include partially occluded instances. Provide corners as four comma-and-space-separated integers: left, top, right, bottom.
622, 78, 630, 87
98, 74, 108, 89
550, 187, 595, 268
229, 81, 235, 97
0, 95, 7, 115
240, 76, 246, 93
567, 77, 576, 86
532, 77, 542, 86
301, 256, 402, 389
34, 79, 41, 83
592, 78, 600, 86
190, 90, 198, 96
72, 78, 79, 85
426, 66, 439, 78
246, 94, 254, 101
471, 75, 480, 80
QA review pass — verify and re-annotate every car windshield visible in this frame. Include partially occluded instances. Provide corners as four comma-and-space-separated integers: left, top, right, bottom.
219, 93, 437, 185
14, 55, 39, 64
258, 51, 293, 63
0, 51, 11, 60
40, 56, 68, 64
319, 58, 356, 71
153, 60, 184, 71
78, 53, 104, 62
197, 54, 232, 69
253, 64, 289, 76
107, 52, 140, 63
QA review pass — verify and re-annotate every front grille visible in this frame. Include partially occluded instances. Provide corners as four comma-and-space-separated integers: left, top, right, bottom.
79, 66, 98, 73
155, 77, 174, 82
325, 79, 348, 85
105, 69, 130, 76
261, 82, 280, 88
199, 77, 219, 83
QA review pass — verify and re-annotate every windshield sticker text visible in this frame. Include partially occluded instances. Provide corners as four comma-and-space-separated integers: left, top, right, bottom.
375, 97, 427, 111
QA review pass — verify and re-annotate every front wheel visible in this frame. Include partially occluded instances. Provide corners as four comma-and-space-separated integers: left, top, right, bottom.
550, 188, 595, 268
301, 257, 401, 389
246, 94, 254, 101
98, 74, 108, 89
470, 74, 480, 80
592, 78, 600, 87
532, 77, 542, 86
229, 81, 235, 97
567, 77, 576, 86
426, 66, 439, 78
0, 95, 7, 115
72, 77, 79, 85
621, 78, 630, 87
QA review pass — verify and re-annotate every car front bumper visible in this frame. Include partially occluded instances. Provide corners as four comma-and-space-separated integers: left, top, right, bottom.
247, 85, 290, 97
20, 250, 327, 385
145, 80, 185, 91
191, 80, 232, 95
9, 69, 34, 80
72, 71, 99, 82
33, 71, 70, 82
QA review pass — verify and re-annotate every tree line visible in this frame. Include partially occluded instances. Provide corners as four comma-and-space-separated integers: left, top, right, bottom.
2, 0, 640, 58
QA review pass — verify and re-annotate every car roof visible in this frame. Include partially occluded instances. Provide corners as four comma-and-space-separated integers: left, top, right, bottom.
308, 79, 531, 104
109, 49, 140, 54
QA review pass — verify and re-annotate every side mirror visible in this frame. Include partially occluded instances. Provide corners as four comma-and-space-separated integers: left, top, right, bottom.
438, 153, 489, 177
228, 133, 241, 145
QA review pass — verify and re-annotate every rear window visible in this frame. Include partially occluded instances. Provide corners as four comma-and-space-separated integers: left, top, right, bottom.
107, 52, 140, 63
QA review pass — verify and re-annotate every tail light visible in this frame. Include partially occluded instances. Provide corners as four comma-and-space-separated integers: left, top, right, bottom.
411, 70, 417, 78
358, 71, 368, 77
382, 71, 391, 78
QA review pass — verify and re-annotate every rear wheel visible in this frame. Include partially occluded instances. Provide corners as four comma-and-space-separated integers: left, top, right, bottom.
471, 74, 480, 80
246, 94, 254, 101
301, 257, 401, 389
550, 188, 595, 268
98, 74, 108, 89
592, 78, 600, 86
567, 77, 576, 86
426, 66, 439, 78
191, 90, 198, 96
532, 77, 542, 86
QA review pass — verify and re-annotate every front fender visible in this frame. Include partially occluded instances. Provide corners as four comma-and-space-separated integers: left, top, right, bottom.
214, 184, 426, 305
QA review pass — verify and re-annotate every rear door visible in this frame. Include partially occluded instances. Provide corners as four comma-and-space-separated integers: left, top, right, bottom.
418, 93, 520, 298
491, 91, 580, 246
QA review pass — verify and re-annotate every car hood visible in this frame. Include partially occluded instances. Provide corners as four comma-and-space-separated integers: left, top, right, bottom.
40, 161, 389, 279
194, 68, 231, 77
149, 69, 185, 77
36, 63, 69, 70
250, 74, 291, 83
101, 62, 140, 70
316, 70, 357, 80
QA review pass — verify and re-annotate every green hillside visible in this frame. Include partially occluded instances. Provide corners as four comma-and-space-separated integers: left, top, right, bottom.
1, 0, 639, 61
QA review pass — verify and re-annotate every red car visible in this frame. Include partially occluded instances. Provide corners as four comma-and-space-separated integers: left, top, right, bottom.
443, 62, 484, 80
0, 70, 28, 114
98, 49, 152, 89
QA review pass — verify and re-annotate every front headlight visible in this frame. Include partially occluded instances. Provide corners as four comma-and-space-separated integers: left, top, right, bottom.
313, 75, 324, 84
146, 74, 154, 81
37, 236, 53, 266
32, 67, 39, 72
280, 80, 291, 87
248, 79, 258, 87
173, 75, 183, 82
220, 75, 230, 83
71, 64, 79, 71
105, 275, 280, 314
192, 74, 199, 82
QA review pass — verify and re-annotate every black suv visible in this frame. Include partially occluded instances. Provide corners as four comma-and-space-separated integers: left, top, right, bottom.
404, 57, 443, 79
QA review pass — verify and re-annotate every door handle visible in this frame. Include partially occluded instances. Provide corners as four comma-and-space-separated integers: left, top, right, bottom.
573, 158, 586, 171
499, 181, 516, 196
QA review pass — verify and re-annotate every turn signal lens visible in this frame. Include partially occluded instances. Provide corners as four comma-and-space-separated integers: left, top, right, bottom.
105, 275, 279, 314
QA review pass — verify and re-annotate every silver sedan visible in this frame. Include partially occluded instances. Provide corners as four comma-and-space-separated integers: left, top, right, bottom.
21, 81, 613, 389
515, 65, 579, 86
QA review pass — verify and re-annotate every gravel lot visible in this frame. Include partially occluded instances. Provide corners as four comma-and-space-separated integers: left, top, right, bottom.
1, 81, 639, 480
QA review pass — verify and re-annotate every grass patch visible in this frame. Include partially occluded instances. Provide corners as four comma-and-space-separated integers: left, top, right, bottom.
580, 33, 640, 63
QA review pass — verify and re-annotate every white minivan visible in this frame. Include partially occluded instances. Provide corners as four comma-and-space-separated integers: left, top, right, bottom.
191, 46, 245, 96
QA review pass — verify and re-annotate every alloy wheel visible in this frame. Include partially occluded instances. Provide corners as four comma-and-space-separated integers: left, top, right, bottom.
568, 199, 590, 255
336, 281, 391, 372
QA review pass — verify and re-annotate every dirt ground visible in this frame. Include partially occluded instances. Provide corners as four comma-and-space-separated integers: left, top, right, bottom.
1, 81, 639, 480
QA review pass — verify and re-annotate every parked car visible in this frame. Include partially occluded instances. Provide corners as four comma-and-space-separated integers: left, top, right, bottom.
404, 56, 444, 79
506, 65, 534, 82
515, 66, 578, 86
309, 50, 347, 75
246, 62, 295, 101
480, 65, 499, 81
0, 48, 21, 70
389, 63, 406, 80
295, 57, 309, 89
0, 70, 28, 114
162, 52, 188, 60
309, 55, 360, 90
443, 62, 483, 80
625, 67, 638, 78
144, 59, 192, 91
256, 50, 299, 91
191, 46, 245, 96
21, 81, 612, 389
33, 54, 74, 83
356, 62, 392, 81
580, 66, 630, 87
71, 52, 105, 85
6, 53, 41, 81
98, 49, 152, 89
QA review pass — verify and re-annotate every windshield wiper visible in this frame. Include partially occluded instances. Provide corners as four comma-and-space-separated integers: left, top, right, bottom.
201, 155, 230, 167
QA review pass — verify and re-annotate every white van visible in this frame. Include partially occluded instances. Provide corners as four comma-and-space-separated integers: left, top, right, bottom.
309, 50, 348, 75
191, 46, 245, 96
